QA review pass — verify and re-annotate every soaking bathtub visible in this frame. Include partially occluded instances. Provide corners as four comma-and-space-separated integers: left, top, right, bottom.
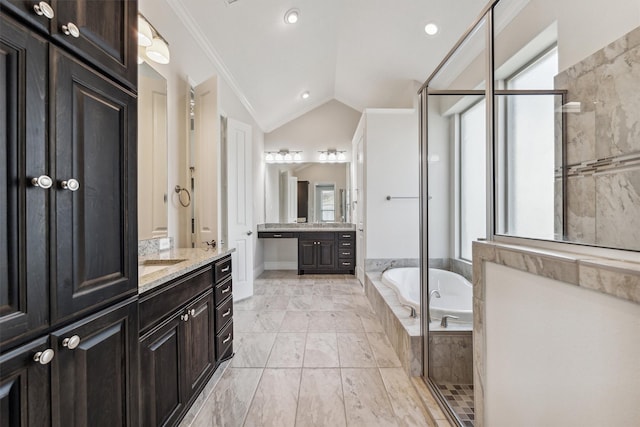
381, 267, 473, 324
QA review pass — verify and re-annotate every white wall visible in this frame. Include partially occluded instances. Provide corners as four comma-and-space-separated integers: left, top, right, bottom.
484, 263, 640, 426
365, 109, 420, 259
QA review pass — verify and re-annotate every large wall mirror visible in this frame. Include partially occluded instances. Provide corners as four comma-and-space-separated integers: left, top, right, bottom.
264, 162, 351, 223
138, 62, 168, 240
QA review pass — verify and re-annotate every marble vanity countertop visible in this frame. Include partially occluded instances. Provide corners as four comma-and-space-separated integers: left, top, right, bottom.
258, 223, 356, 232
138, 247, 235, 294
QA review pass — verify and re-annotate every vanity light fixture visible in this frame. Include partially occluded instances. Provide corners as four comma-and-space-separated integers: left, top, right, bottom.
318, 150, 347, 163
284, 8, 299, 24
265, 150, 303, 164
424, 22, 439, 36
138, 14, 171, 65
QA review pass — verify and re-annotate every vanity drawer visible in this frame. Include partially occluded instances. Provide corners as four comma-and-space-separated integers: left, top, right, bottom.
338, 232, 355, 241
216, 320, 234, 361
338, 260, 354, 269
214, 256, 232, 284
215, 296, 233, 333
339, 240, 354, 248
338, 248, 354, 258
215, 277, 233, 304
258, 232, 294, 239
298, 232, 335, 240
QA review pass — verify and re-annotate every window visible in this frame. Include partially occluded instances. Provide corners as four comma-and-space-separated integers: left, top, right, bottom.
460, 100, 486, 261
315, 184, 335, 222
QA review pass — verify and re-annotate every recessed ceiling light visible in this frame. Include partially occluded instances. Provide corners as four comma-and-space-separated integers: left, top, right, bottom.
285, 8, 299, 24
301, 91, 310, 100
424, 23, 439, 36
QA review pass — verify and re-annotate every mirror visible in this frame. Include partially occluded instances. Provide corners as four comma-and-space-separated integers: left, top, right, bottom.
138, 62, 168, 240
264, 162, 351, 223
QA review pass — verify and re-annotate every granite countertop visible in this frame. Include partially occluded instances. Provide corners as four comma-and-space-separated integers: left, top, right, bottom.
138, 247, 235, 294
258, 223, 356, 232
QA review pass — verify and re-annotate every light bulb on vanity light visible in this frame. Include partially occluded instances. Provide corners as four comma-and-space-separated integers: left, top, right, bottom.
284, 152, 293, 163
327, 152, 337, 162
293, 152, 302, 162
337, 152, 346, 161
138, 16, 153, 47
265, 152, 274, 162
146, 38, 170, 64
275, 152, 284, 163
319, 152, 327, 162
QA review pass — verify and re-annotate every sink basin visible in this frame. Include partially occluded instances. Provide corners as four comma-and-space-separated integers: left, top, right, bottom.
138, 259, 186, 277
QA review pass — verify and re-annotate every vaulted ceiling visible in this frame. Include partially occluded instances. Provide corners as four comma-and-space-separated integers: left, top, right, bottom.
169, 0, 487, 131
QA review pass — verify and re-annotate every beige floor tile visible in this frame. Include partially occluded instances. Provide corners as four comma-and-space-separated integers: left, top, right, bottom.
379, 368, 434, 426
308, 311, 337, 332
266, 333, 307, 368
359, 312, 386, 332
231, 333, 276, 368
251, 311, 286, 332
187, 367, 262, 427
337, 333, 376, 367
287, 296, 315, 311
334, 311, 364, 332
295, 368, 346, 427
304, 333, 340, 367
233, 311, 258, 332
341, 368, 399, 427
244, 368, 301, 427
280, 311, 311, 332
367, 333, 402, 367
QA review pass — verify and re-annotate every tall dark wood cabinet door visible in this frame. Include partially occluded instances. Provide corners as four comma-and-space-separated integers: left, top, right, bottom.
50, 47, 137, 324
50, 297, 139, 427
183, 291, 215, 400
0, 337, 51, 426
0, 16, 49, 347
140, 315, 185, 427
317, 241, 335, 269
299, 241, 316, 270
50, 0, 137, 88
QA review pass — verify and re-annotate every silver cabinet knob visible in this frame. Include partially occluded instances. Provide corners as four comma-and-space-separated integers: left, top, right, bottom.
62, 335, 81, 350
33, 1, 54, 19
189, 309, 196, 316
31, 175, 53, 189
60, 178, 80, 191
61, 22, 80, 38
180, 313, 189, 322
33, 349, 55, 365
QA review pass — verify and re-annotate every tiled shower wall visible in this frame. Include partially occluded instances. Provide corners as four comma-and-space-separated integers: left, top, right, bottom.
555, 26, 640, 250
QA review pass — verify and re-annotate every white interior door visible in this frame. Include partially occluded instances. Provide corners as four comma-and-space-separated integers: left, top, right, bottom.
193, 76, 218, 248
227, 118, 253, 300
356, 134, 365, 283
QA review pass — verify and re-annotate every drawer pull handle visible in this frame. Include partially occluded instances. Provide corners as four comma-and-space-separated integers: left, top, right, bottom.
61, 22, 80, 38
222, 308, 231, 317
222, 334, 232, 344
342, 234, 351, 238
62, 335, 81, 350
33, 349, 55, 365
274, 234, 282, 237
343, 242, 351, 246
342, 262, 351, 266
221, 266, 230, 273
221, 286, 231, 294
33, 2, 54, 19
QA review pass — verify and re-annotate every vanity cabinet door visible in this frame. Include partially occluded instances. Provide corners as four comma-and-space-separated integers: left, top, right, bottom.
0, 15, 49, 347
0, 0, 53, 34
298, 240, 317, 270
51, 297, 139, 427
140, 315, 185, 427
0, 336, 51, 427
51, 0, 137, 88
183, 291, 216, 401
51, 47, 137, 324
316, 240, 336, 270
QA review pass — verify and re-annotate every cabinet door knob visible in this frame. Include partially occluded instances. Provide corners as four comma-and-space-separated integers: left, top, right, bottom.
222, 308, 231, 318
181, 313, 189, 322
61, 22, 80, 38
31, 175, 53, 189
33, 1, 54, 19
189, 309, 196, 316
62, 335, 81, 350
33, 349, 55, 365
60, 178, 80, 191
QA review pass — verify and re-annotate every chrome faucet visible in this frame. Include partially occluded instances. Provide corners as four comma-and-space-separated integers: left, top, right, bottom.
427, 290, 441, 323
440, 315, 459, 328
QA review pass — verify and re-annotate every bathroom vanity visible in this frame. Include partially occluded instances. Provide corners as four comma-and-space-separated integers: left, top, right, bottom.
138, 248, 234, 426
258, 224, 356, 275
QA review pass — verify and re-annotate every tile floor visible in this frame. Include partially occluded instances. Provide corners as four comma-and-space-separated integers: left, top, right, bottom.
181, 271, 436, 427
437, 383, 474, 427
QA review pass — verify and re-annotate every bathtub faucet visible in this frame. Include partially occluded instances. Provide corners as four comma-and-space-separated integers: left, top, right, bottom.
440, 315, 459, 328
427, 290, 441, 324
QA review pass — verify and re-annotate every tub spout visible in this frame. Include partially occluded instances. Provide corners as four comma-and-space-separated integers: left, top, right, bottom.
427, 290, 441, 323
440, 315, 459, 328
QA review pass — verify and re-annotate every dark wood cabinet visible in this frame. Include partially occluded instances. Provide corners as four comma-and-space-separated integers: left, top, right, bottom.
298, 239, 336, 273
50, 298, 139, 427
0, 337, 51, 427
0, 15, 50, 348
51, 47, 137, 324
183, 291, 215, 399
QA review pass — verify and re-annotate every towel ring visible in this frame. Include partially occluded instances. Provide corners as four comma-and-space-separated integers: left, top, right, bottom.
174, 185, 191, 207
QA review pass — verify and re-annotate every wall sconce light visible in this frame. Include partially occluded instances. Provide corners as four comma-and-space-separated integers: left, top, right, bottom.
138, 14, 170, 65
265, 150, 303, 164
318, 149, 347, 163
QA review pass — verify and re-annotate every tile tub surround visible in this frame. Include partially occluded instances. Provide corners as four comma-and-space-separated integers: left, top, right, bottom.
472, 240, 640, 427
429, 332, 473, 384
364, 272, 422, 377
365, 258, 420, 272
554, 25, 640, 251
180, 271, 441, 427
138, 247, 235, 294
